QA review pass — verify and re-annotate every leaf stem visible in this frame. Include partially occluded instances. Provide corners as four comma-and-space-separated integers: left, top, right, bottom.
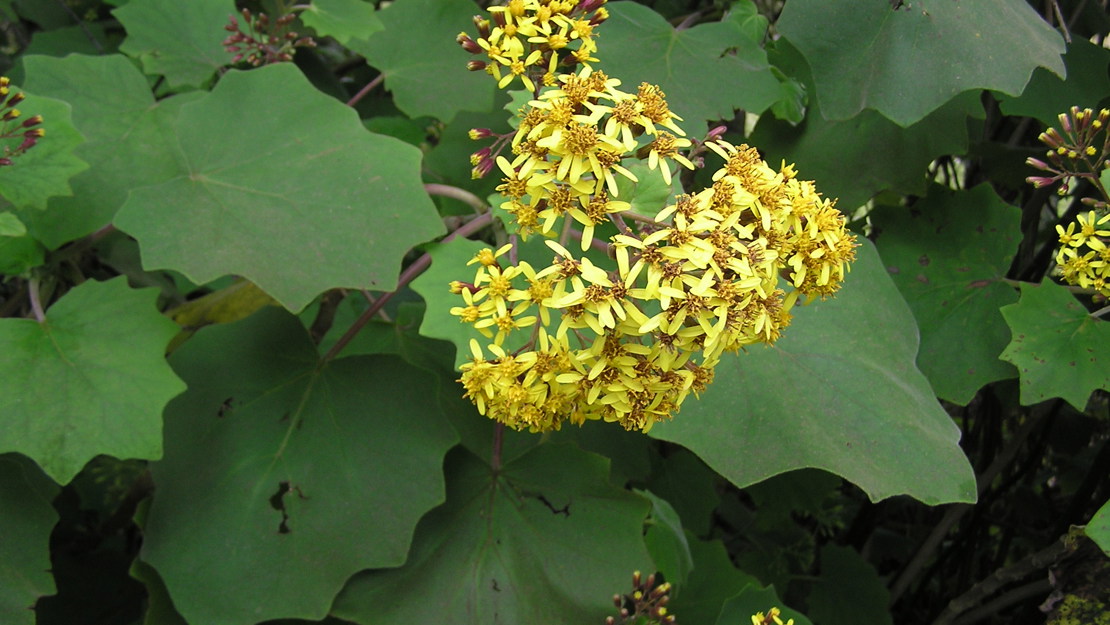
346, 74, 384, 108
322, 211, 494, 362
27, 276, 45, 322
425, 183, 488, 214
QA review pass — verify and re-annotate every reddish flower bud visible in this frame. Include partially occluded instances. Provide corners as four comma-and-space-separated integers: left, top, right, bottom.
467, 60, 487, 72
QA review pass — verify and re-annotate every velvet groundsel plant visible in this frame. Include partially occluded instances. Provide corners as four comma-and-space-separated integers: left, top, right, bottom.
450, 0, 856, 433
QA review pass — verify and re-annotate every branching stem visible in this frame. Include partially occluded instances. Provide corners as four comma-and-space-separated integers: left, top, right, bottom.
322, 211, 494, 362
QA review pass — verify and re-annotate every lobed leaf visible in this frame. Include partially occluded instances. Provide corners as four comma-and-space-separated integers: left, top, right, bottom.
114, 0, 234, 89
998, 38, 1110, 127
999, 281, 1110, 409
332, 444, 652, 625
114, 63, 443, 312
141, 307, 458, 625
597, 2, 780, 126
0, 91, 87, 211
300, 0, 383, 47
18, 54, 194, 249
871, 184, 1021, 404
351, 0, 497, 122
0, 277, 185, 483
649, 240, 978, 505
777, 0, 1065, 126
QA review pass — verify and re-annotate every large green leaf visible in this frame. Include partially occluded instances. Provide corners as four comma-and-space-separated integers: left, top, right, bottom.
18, 54, 193, 249
999, 281, 1110, 409
0, 278, 185, 484
141, 307, 458, 625
597, 2, 780, 125
998, 38, 1110, 127
649, 240, 977, 505
640, 489, 693, 589
751, 40, 980, 210
114, 63, 444, 312
331, 444, 652, 625
777, 0, 1065, 126
0, 454, 57, 625
0, 91, 86, 211
301, 0, 382, 47
114, 0, 234, 89
352, 0, 496, 122
871, 184, 1020, 404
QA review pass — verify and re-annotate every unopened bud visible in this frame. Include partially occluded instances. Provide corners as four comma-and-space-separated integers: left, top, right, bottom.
5, 92, 24, 108
467, 60, 487, 72
706, 125, 727, 141
25, 128, 44, 138
590, 7, 609, 25
20, 115, 42, 128
1059, 111, 1073, 133
468, 127, 492, 140
3, 108, 20, 121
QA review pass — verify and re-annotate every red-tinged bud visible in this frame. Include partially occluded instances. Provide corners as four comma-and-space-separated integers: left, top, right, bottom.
226, 16, 239, 31
631, 571, 642, 587
20, 115, 42, 128
578, 0, 603, 12
467, 60, 487, 72
231, 53, 244, 64
706, 125, 727, 141
5, 92, 24, 108
241, 7, 252, 21
0, 157, 12, 166
0, 77, 9, 88
1026, 157, 1051, 171
473, 16, 491, 38
604, 618, 616, 625
458, 34, 482, 54
612, 594, 622, 607
1026, 176, 1049, 188
295, 37, 316, 47
3, 108, 20, 121
25, 128, 44, 138
468, 127, 493, 140
590, 8, 609, 25
18, 136, 36, 151
469, 147, 491, 165
1059, 111, 1073, 133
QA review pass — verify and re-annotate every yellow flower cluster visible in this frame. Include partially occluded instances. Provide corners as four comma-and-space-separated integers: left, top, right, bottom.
496, 66, 692, 245
1055, 210, 1110, 297
457, 0, 608, 91
452, 137, 855, 433
448, 2, 855, 434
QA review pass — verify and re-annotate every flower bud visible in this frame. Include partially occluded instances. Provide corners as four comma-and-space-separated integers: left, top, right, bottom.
467, 60, 487, 72
468, 127, 493, 140
20, 115, 42, 128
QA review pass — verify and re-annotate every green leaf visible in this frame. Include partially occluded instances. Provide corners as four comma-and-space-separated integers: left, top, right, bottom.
642, 448, 720, 535
670, 537, 759, 625
871, 184, 1021, 404
130, 559, 188, 625
0, 277, 185, 484
113, 63, 444, 312
777, 0, 1065, 126
1087, 498, 1110, 556
351, 0, 497, 122
114, 0, 234, 89
0, 211, 25, 236
999, 280, 1110, 409
301, 0, 383, 46
24, 23, 114, 58
649, 240, 977, 505
615, 160, 676, 217
639, 489, 693, 589
0, 92, 87, 211
19, 54, 195, 249
750, 39, 981, 210
141, 307, 458, 625
716, 585, 813, 625
597, 2, 780, 125
332, 444, 652, 625
998, 38, 1110, 127
806, 545, 892, 625
0, 454, 58, 625
0, 231, 43, 274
